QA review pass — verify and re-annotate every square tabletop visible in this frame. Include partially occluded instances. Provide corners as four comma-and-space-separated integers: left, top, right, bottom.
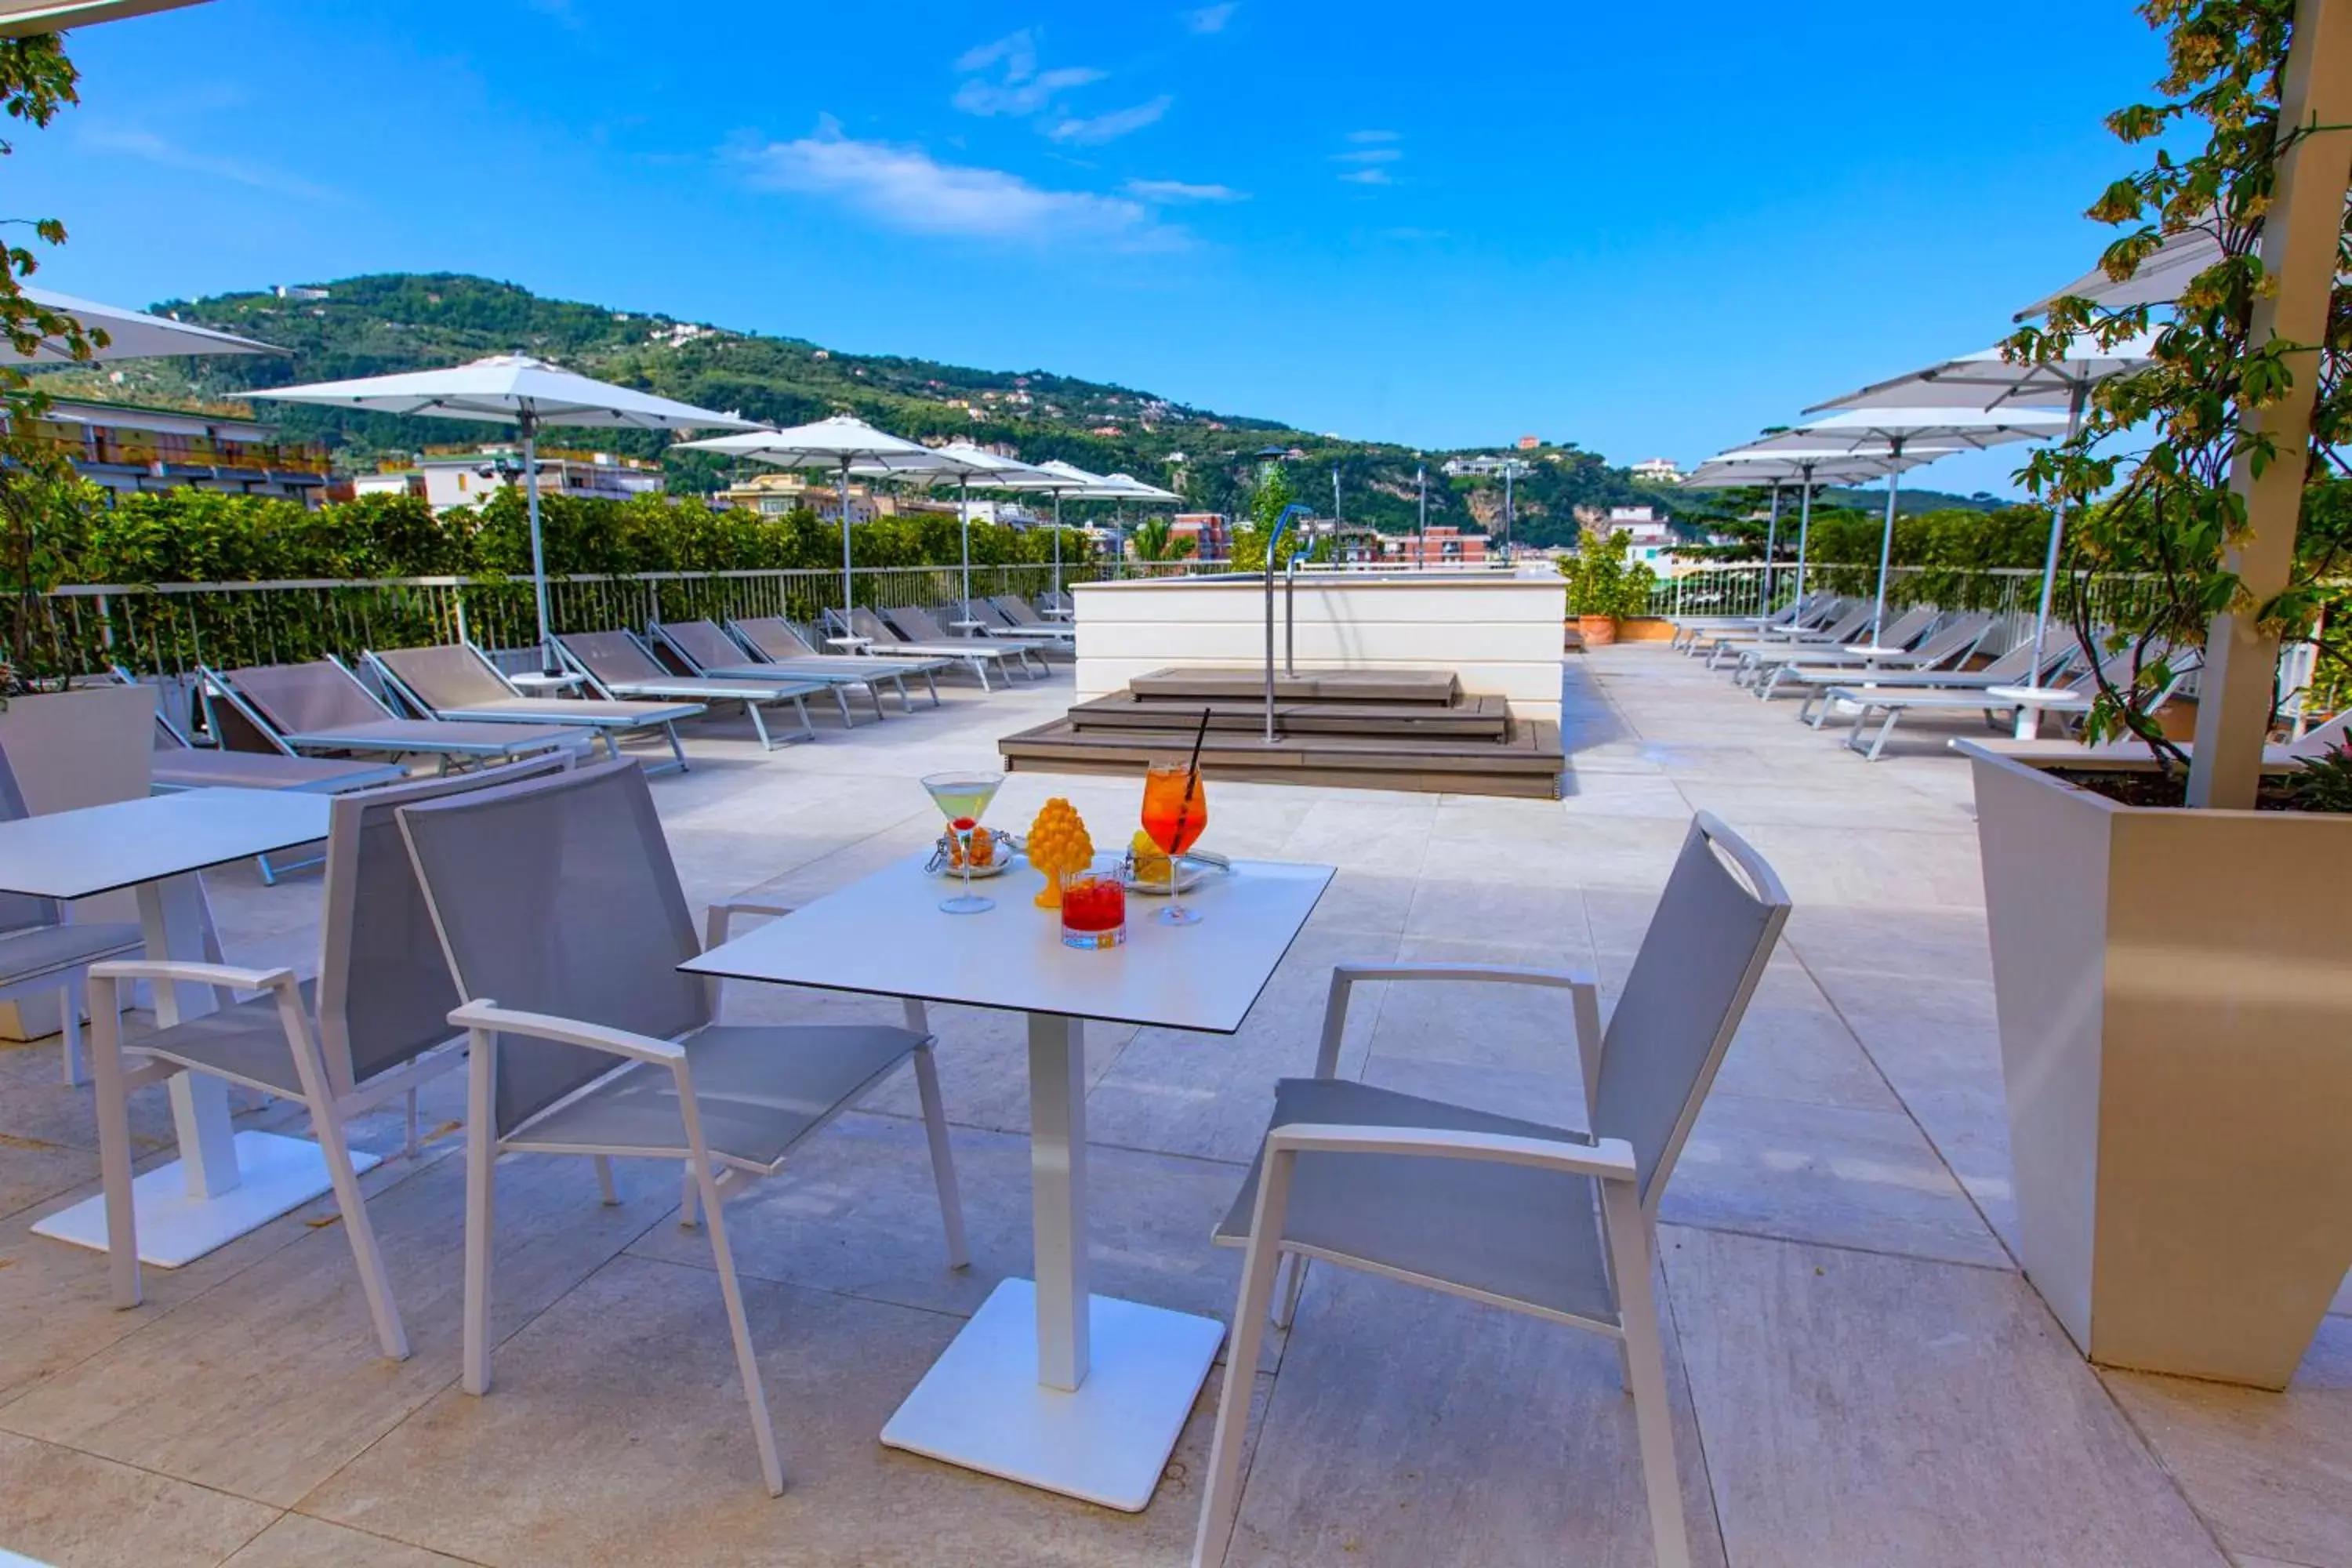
684, 852, 1335, 1033
0, 787, 334, 901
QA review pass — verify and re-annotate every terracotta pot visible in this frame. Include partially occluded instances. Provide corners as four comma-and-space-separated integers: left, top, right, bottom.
1966, 744, 2352, 1388
1576, 615, 1619, 647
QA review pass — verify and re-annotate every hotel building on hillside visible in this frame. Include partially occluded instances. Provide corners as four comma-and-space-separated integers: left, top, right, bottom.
12, 395, 332, 504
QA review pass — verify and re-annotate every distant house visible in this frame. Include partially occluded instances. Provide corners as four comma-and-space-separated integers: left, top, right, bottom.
1440, 455, 1515, 479
1384, 525, 1487, 566
419, 445, 665, 510
1515, 434, 1541, 450
11, 395, 332, 505
1171, 512, 1232, 561
1630, 457, 1685, 485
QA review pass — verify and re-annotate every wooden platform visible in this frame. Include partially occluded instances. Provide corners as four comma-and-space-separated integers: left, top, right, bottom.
1003, 667, 1563, 799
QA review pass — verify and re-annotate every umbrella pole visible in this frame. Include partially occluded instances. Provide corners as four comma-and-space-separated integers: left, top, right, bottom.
839, 457, 855, 633
1053, 490, 1063, 601
1871, 440, 1904, 643
960, 479, 972, 629
1762, 485, 1783, 615
521, 411, 555, 672
1794, 465, 1815, 610
2018, 383, 2089, 737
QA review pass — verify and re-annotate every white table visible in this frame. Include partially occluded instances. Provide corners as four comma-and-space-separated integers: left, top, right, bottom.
1988, 683, 2090, 739
505, 671, 584, 695
1, 789, 378, 1266
684, 850, 1334, 1510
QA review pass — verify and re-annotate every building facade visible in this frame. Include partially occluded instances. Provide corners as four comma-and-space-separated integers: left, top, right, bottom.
14, 396, 332, 505
410, 446, 666, 511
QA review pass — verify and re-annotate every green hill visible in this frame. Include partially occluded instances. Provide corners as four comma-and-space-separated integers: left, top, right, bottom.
33, 271, 1688, 547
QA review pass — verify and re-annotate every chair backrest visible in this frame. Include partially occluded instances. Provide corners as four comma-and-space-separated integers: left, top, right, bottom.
315, 757, 571, 1097
659, 619, 755, 673
0, 742, 61, 935
1904, 613, 1994, 666
1810, 604, 1875, 643
845, 607, 906, 645
885, 606, 953, 642
557, 630, 667, 685
220, 659, 394, 736
2290, 709, 2350, 757
1966, 638, 2045, 684
398, 756, 707, 1138
1592, 814, 1791, 1210
372, 644, 515, 710
728, 616, 814, 660
957, 599, 1012, 629
1870, 604, 1940, 649
990, 596, 1044, 627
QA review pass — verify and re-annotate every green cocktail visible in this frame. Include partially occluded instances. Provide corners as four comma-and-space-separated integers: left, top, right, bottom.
921, 771, 1004, 914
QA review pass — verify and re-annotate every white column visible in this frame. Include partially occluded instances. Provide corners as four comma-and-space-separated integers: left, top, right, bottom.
1026, 1010, 1091, 1391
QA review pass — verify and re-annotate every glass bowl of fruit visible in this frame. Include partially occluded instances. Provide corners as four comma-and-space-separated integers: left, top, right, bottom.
925, 824, 1022, 878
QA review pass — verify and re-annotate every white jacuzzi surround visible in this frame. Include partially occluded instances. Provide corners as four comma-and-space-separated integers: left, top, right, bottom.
1070, 572, 1566, 724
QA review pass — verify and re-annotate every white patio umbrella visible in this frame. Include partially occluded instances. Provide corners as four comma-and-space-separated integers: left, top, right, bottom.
247, 354, 757, 666
1748, 409, 2073, 649
2014, 227, 2223, 319
1089, 473, 1181, 575
1807, 334, 2158, 723
1028, 459, 1118, 601
675, 414, 948, 635
6, 286, 283, 365
893, 442, 1059, 622
1685, 446, 1958, 615
0, 0, 209, 34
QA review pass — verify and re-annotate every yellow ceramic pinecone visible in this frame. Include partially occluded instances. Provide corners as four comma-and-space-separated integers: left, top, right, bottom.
1026, 797, 1094, 908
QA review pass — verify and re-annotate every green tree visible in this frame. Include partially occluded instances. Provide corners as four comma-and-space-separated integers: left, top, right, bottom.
1130, 516, 1193, 562
0, 31, 100, 691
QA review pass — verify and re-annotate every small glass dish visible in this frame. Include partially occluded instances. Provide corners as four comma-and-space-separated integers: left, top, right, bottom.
1059, 858, 1128, 950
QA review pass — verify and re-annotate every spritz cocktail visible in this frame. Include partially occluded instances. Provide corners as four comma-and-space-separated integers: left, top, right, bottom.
1141, 760, 1208, 926
922, 771, 1003, 914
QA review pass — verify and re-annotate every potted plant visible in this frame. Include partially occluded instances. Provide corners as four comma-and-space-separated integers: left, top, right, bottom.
1962, 0, 2352, 1390
1562, 524, 1656, 647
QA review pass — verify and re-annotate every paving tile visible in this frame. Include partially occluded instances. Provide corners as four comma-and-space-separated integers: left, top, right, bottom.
1662, 1224, 2227, 1568
1225, 1258, 1726, 1568
221, 1514, 481, 1568
305, 1254, 1263, 1567
2100, 1316, 2352, 1568
0, 1428, 276, 1567
0, 1149, 670, 1506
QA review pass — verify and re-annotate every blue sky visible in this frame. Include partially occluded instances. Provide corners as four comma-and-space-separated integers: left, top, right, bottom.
15, 0, 2169, 496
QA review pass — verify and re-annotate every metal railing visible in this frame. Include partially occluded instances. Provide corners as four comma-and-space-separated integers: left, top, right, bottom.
1644, 564, 2178, 652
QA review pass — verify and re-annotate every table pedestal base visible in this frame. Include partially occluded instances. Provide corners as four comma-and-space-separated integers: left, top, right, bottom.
32, 1131, 379, 1267
880, 1278, 1225, 1511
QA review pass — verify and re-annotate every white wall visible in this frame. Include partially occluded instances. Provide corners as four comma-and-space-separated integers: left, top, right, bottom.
1072, 573, 1566, 723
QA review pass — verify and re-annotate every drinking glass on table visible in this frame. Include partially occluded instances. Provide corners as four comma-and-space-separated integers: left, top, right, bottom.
922, 770, 1003, 915
1141, 759, 1208, 926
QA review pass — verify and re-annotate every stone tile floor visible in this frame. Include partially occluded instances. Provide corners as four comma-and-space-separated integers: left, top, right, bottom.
0, 646, 2344, 1566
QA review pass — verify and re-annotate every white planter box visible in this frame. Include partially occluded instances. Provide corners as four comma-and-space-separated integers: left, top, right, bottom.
1967, 746, 2352, 1387
0, 684, 154, 1040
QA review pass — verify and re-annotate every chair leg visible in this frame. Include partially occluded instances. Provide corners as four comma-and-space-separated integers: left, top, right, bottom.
87, 974, 141, 1309
1194, 1147, 1295, 1568
1864, 709, 1900, 762
1602, 1182, 1690, 1568
831, 686, 856, 728
679, 1160, 702, 1229
463, 1029, 499, 1396
920, 670, 940, 706
594, 1154, 620, 1205
1272, 1254, 1305, 1330
314, 1091, 410, 1361
693, 1160, 785, 1496
910, 1044, 968, 1270
748, 702, 772, 750
664, 721, 688, 771
403, 1087, 420, 1160
58, 978, 87, 1087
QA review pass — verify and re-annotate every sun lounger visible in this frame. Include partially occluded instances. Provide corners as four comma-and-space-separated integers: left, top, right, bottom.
1701, 602, 1871, 668
1795, 637, 2077, 727
1748, 613, 1994, 701
827, 608, 1018, 691
1834, 646, 2187, 761
1668, 594, 1820, 652
718, 617, 948, 710
953, 599, 1073, 661
886, 605, 1048, 678
645, 619, 906, 722
987, 595, 1077, 639
367, 642, 705, 773
203, 659, 595, 770
1733, 604, 1941, 685
552, 630, 820, 750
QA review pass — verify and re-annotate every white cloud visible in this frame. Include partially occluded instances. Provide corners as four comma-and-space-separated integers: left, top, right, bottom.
955, 30, 1036, 75
1339, 167, 1393, 186
1047, 96, 1173, 144
955, 66, 1105, 118
1182, 2, 1238, 32
1346, 129, 1402, 143
739, 118, 1184, 251
1124, 178, 1246, 203
78, 124, 348, 204
1333, 147, 1401, 165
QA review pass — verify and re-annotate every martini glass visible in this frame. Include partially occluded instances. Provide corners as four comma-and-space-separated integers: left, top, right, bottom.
922, 770, 1004, 914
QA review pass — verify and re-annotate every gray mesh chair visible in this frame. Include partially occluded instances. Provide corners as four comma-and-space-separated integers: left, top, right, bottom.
367, 643, 704, 772
653, 618, 930, 719
885, 605, 1047, 677
203, 659, 593, 768
551, 630, 821, 749
1192, 814, 1791, 1568
830, 608, 1013, 691
0, 742, 143, 1086
724, 615, 953, 703
397, 757, 967, 1497
84, 757, 572, 1359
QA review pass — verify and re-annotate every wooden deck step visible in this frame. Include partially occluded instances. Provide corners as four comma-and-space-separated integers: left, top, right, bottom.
1065, 692, 1512, 740
1127, 668, 1461, 706
1000, 717, 1563, 800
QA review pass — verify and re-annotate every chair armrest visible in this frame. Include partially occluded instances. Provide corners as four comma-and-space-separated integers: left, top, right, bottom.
703, 897, 797, 953
1266, 1121, 1637, 1181
88, 959, 296, 994
1316, 962, 1603, 1102
448, 1000, 685, 1065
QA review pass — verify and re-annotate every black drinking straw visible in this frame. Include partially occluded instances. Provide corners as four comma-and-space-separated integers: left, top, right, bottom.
1174, 707, 1210, 840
